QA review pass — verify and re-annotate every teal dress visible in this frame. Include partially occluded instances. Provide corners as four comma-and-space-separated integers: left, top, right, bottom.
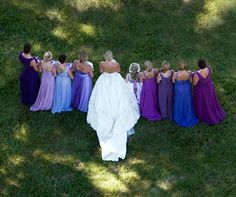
173, 72, 198, 127
51, 67, 73, 114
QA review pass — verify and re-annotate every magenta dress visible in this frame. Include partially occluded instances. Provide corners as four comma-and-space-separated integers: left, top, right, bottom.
19, 52, 40, 105
193, 66, 226, 125
71, 70, 92, 112
140, 71, 162, 121
30, 63, 55, 111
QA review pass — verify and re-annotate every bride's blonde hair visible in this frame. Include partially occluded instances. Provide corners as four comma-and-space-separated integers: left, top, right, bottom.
104, 50, 113, 61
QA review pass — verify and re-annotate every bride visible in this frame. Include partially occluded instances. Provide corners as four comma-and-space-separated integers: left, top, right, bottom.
87, 51, 140, 161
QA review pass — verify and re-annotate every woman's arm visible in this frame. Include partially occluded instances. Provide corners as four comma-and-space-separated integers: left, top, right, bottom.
192, 73, 199, 86
30, 59, 39, 72
157, 73, 161, 84
188, 70, 193, 83
116, 63, 121, 73
99, 62, 103, 73
72, 60, 78, 72
68, 69, 74, 80
88, 67, 94, 78
38, 61, 42, 72
139, 72, 144, 83
172, 72, 176, 83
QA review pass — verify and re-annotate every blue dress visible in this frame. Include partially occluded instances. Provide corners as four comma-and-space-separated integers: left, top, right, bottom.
173, 72, 198, 127
51, 67, 73, 114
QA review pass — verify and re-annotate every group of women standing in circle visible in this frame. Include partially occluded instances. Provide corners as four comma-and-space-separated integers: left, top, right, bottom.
19, 42, 226, 161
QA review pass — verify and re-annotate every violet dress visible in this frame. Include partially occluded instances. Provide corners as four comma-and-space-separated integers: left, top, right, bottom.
173, 72, 198, 127
71, 70, 92, 112
140, 71, 162, 121
158, 71, 174, 120
30, 63, 55, 111
19, 52, 40, 105
193, 66, 226, 125
51, 67, 73, 114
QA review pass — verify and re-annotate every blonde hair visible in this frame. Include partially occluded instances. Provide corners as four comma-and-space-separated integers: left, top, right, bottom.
104, 50, 113, 61
79, 50, 88, 63
144, 60, 153, 72
43, 51, 52, 62
178, 60, 187, 70
129, 63, 140, 80
161, 60, 170, 73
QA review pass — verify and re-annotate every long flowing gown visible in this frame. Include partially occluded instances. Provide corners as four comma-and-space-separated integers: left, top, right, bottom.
19, 52, 40, 105
126, 73, 142, 104
193, 67, 226, 124
140, 72, 162, 121
51, 67, 72, 114
173, 72, 198, 127
71, 70, 92, 112
30, 64, 55, 111
87, 72, 140, 161
158, 71, 174, 120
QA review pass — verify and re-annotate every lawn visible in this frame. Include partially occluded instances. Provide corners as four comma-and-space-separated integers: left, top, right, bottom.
1, 0, 236, 196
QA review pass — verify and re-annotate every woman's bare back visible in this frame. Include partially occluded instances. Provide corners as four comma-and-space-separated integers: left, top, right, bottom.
99, 61, 120, 73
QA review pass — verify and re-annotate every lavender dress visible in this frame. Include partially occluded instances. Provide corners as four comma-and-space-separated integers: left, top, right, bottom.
193, 66, 226, 125
140, 71, 162, 121
30, 63, 55, 111
158, 71, 174, 120
71, 70, 92, 112
19, 52, 40, 105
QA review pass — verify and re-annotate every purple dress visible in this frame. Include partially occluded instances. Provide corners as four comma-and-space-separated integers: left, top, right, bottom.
158, 71, 174, 120
140, 71, 162, 121
19, 52, 40, 105
30, 63, 55, 111
71, 71, 92, 112
193, 66, 226, 125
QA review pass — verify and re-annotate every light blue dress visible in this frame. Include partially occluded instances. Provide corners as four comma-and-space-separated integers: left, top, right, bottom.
173, 72, 198, 127
51, 67, 73, 114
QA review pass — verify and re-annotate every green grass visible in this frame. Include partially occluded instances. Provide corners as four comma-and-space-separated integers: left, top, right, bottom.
1, 0, 236, 196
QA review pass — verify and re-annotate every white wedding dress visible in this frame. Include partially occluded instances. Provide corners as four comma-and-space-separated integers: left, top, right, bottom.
87, 72, 140, 161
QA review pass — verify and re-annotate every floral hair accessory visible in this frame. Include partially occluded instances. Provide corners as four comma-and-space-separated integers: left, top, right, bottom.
129, 63, 140, 73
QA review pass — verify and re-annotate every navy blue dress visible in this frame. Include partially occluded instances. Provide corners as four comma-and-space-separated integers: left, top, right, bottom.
19, 52, 40, 105
173, 72, 198, 127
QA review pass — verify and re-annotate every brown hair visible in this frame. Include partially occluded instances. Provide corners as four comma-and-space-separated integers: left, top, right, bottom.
79, 50, 88, 63
178, 60, 187, 70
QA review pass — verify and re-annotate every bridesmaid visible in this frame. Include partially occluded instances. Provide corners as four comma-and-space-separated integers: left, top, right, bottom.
71, 50, 93, 112
30, 51, 56, 111
125, 63, 142, 105
140, 60, 162, 121
172, 61, 198, 127
51, 54, 74, 114
193, 59, 226, 124
157, 60, 174, 120
19, 43, 40, 105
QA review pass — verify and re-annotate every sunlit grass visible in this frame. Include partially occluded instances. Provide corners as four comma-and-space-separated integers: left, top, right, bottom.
196, 0, 236, 31
14, 124, 29, 144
